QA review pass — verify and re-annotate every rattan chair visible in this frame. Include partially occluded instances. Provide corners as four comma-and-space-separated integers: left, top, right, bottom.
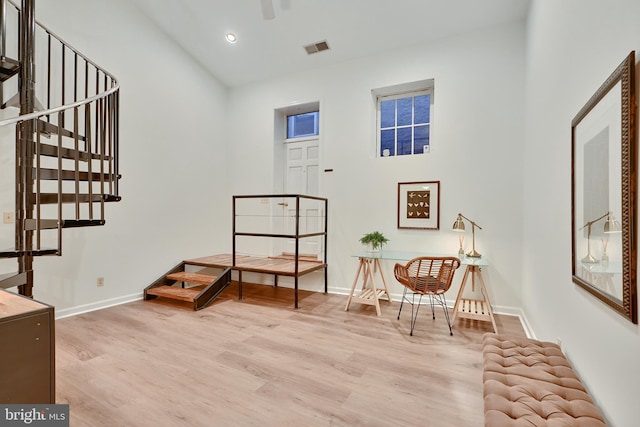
394, 256, 461, 335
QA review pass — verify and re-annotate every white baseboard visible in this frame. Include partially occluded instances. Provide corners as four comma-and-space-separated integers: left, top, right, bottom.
55, 292, 143, 320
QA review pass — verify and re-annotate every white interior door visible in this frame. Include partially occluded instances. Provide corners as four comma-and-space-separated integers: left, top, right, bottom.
283, 139, 322, 258
285, 139, 319, 195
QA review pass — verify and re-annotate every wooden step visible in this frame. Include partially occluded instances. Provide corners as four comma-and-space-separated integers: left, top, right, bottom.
145, 285, 206, 302
166, 272, 218, 286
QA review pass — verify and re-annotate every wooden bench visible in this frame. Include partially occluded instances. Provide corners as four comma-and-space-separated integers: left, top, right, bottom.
482, 333, 607, 426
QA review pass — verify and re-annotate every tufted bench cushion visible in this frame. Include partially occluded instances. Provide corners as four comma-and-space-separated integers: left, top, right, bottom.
482, 333, 606, 426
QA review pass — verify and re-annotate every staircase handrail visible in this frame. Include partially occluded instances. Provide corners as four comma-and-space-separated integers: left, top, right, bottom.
6, 0, 118, 82
0, 83, 118, 127
0, 0, 119, 127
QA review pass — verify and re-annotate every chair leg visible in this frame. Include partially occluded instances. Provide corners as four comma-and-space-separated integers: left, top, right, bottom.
409, 293, 423, 336
438, 294, 453, 336
397, 287, 409, 320
429, 293, 436, 319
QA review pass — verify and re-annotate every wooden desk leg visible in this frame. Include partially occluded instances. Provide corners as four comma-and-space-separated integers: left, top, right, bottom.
374, 259, 392, 303
362, 259, 372, 291
477, 271, 498, 333
345, 258, 388, 316
345, 259, 366, 311
367, 260, 382, 316
451, 265, 472, 324
451, 266, 498, 333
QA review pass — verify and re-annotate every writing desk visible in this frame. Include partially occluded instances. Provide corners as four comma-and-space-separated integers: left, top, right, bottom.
345, 251, 497, 332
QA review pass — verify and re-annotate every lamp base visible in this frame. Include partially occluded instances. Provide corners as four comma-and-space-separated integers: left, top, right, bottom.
582, 253, 599, 264
466, 249, 481, 258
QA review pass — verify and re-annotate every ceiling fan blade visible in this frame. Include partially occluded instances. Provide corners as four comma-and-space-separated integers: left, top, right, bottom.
260, 0, 275, 20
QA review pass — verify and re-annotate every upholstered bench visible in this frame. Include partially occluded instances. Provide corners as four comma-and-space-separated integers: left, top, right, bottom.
482, 333, 607, 426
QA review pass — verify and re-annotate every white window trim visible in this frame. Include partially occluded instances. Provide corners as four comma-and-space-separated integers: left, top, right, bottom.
285, 135, 319, 144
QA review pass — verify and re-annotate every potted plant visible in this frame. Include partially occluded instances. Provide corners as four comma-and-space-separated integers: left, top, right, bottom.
359, 231, 389, 252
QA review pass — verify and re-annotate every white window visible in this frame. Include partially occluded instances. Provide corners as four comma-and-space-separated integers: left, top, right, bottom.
287, 111, 319, 139
374, 80, 434, 157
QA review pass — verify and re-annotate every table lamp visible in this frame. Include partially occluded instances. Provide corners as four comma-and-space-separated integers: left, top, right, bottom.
453, 213, 482, 258
580, 211, 621, 263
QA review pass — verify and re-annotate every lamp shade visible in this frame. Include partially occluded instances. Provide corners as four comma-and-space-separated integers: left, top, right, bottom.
452, 214, 465, 231
604, 214, 621, 233
452, 212, 482, 258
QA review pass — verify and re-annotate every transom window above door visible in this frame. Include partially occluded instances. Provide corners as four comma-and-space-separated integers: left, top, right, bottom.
287, 111, 319, 139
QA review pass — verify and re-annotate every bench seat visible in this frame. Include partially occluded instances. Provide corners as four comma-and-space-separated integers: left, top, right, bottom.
482, 333, 607, 426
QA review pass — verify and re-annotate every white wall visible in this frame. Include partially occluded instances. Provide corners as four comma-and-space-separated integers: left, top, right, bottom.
227, 21, 527, 309
523, 1, 640, 426
0, 0, 230, 314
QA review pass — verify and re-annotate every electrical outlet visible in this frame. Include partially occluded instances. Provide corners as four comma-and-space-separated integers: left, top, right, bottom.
3, 212, 14, 224
97, 277, 104, 287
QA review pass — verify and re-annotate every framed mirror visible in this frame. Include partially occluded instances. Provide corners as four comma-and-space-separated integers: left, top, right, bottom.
571, 51, 637, 324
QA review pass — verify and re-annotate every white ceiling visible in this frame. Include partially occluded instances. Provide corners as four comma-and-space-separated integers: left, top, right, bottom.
129, 0, 530, 88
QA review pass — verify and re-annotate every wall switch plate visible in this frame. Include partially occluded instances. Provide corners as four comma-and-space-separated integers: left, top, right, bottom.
3, 212, 14, 224
97, 277, 104, 287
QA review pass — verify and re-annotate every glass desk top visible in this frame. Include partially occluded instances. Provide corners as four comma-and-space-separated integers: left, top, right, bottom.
352, 250, 489, 267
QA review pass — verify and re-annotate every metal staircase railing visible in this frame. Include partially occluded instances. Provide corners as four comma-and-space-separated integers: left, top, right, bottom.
0, 0, 121, 296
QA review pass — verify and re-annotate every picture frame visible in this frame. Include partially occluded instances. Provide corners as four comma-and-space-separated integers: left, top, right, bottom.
571, 51, 637, 324
397, 181, 440, 230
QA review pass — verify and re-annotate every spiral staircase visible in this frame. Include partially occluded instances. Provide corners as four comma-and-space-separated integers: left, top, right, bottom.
0, 0, 120, 297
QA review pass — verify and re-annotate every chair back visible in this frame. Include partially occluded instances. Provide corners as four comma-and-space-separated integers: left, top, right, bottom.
394, 256, 461, 295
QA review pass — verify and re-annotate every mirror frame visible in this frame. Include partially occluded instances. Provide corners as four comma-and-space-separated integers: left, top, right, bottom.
571, 51, 638, 324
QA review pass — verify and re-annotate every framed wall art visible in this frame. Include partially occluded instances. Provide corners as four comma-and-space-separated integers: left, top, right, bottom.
397, 181, 440, 230
571, 51, 637, 324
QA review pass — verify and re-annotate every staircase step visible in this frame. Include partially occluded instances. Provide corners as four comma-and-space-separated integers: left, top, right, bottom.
24, 218, 106, 230
38, 142, 111, 161
61, 219, 106, 228
24, 219, 59, 230
0, 272, 26, 289
145, 285, 206, 302
31, 193, 121, 204
1, 93, 44, 110
0, 56, 19, 82
35, 168, 119, 182
166, 271, 218, 286
0, 248, 58, 258
37, 119, 85, 141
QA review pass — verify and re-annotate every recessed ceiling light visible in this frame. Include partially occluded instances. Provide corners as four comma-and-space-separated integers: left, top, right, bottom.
225, 33, 237, 43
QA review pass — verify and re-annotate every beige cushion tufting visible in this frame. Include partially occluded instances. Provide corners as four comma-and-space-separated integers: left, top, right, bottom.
482, 333, 607, 427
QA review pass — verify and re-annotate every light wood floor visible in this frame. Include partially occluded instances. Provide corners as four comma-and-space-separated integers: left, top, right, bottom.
55, 283, 525, 427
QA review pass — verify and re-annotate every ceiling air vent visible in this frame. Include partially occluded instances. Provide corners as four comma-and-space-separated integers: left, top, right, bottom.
304, 40, 330, 55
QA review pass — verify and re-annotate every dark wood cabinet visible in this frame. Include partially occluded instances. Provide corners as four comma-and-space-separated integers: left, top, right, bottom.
0, 290, 55, 403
